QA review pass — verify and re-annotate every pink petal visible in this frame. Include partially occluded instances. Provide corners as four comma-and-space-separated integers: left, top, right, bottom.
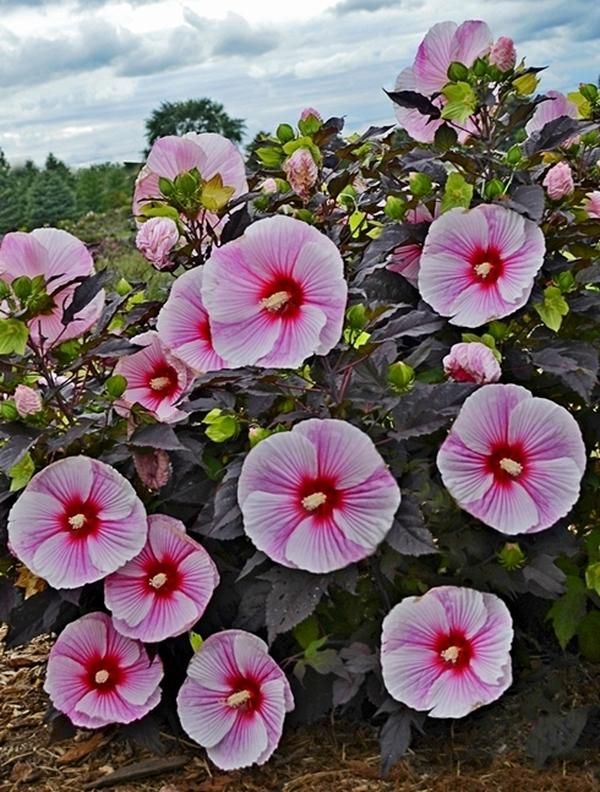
0, 232, 47, 280
255, 678, 287, 764
427, 665, 505, 718
436, 435, 494, 503
31, 228, 93, 282
239, 430, 317, 502
283, 514, 367, 573
393, 67, 442, 143
413, 21, 458, 94
381, 643, 443, 711
381, 593, 448, 652
104, 574, 153, 628
8, 490, 64, 559
186, 633, 238, 692
51, 612, 109, 664
86, 512, 147, 574
31, 455, 93, 502
32, 532, 99, 589
208, 711, 269, 770
209, 313, 282, 368
434, 586, 487, 638
333, 470, 401, 549
186, 132, 248, 197
44, 654, 90, 715
468, 479, 539, 534
519, 458, 584, 532
118, 655, 164, 706
146, 136, 207, 180
257, 305, 327, 368
240, 491, 303, 567
450, 20, 492, 67
469, 594, 513, 685
177, 679, 237, 748
294, 418, 383, 488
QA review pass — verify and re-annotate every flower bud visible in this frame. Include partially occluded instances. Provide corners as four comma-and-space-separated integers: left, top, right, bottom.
447, 61, 469, 82
14, 385, 42, 417
135, 217, 180, 270
498, 542, 526, 571
489, 37, 517, 72
261, 178, 278, 194
443, 342, 501, 385
300, 107, 322, 123
388, 361, 415, 393
584, 190, 600, 218
133, 449, 172, 491
542, 161, 575, 200
283, 148, 318, 199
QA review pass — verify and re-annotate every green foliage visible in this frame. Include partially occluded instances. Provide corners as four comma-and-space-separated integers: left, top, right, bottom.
440, 172, 474, 212
534, 286, 570, 332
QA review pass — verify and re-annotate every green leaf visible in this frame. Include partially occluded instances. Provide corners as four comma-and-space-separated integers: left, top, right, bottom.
434, 123, 458, 150
348, 210, 367, 236
513, 72, 539, 95
409, 172, 432, 198
556, 270, 576, 293
200, 174, 235, 212
440, 172, 474, 213
534, 286, 569, 332
546, 575, 587, 649
577, 611, 600, 662
0, 319, 29, 356
298, 114, 322, 137
441, 82, 477, 123
205, 415, 238, 443
447, 61, 469, 81
346, 304, 367, 330
189, 631, 203, 653
9, 452, 35, 492
384, 195, 406, 220
293, 615, 320, 650
256, 146, 284, 169
105, 374, 128, 399
158, 176, 175, 198
138, 202, 181, 223
282, 136, 321, 165
0, 400, 18, 420
12, 276, 33, 302
585, 561, 600, 595
276, 123, 295, 143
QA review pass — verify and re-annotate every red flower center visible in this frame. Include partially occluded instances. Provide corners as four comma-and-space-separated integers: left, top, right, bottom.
470, 247, 504, 286
147, 364, 179, 397
197, 315, 212, 344
446, 362, 477, 383
87, 654, 123, 692
62, 498, 100, 539
434, 630, 473, 672
260, 276, 304, 320
143, 558, 182, 598
225, 675, 263, 713
487, 443, 526, 484
298, 477, 342, 519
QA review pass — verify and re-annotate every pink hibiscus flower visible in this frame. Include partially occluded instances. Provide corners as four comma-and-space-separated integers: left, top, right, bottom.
44, 612, 163, 728
394, 20, 492, 143
114, 331, 195, 423
7, 456, 147, 589
418, 204, 545, 327
135, 217, 180, 269
0, 229, 104, 348
105, 514, 219, 643
202, 215, 348, 369
437, 384, 586, 535
387, 204, 434, 287
381, 586, 513, 718
133, 133, 248, 225
584, 190, 600, 218
443, 342, 501, 384
525, 90, 578, 137
177, 629, 294, 770
156, 267, 229, 374
238, 418, 401, 573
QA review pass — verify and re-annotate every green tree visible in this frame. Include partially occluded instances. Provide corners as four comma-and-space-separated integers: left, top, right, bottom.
0, 171, 26, 233
26, 170, 76, 228
144, 99, 245, 152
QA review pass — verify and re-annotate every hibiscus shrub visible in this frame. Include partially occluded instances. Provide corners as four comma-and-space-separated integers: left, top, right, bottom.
1, 18, 599, 773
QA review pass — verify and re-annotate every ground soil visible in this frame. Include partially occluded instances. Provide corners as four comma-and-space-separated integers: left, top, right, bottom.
1, 632, 598, 792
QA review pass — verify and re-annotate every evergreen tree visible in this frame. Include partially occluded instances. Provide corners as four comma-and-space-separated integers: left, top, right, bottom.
26, 170, 76, 228
0, 172, 26, 233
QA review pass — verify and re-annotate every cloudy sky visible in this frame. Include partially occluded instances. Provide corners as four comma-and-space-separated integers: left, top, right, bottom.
2, 0, 599, 167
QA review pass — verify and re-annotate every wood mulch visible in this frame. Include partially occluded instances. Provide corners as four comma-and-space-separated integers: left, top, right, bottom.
1, 631, 598, 792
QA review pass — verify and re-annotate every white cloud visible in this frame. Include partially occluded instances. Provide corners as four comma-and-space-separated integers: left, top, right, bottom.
0, 0, 598, 166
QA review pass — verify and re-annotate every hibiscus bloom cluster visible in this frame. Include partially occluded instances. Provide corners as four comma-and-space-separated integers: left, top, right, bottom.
1, 12, 594, 777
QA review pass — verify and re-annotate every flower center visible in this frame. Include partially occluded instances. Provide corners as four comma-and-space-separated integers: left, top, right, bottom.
68, 513, 87, 530
148, 571, 168, 589
261, 290, 292, 312
434, 630, 473, 672
149, 376, 172, 391
499, 457, 523, 477
259, 276, 303, 320
440, 645, 461, 664
301, 491, 328, 511
226, 689, 253, 709
474, 261, 493, 278
94, 669, 110, 685
470, 247, 503, 285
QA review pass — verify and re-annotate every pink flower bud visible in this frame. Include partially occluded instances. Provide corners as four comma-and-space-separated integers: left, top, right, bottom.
300, 107, 322, 122
134, 449, 172, 491
283, 148, 318, 199
136, 217, 180, 270
584, 190, 600, 218
489, 37, 516, 72
261, 178, 278, 194
542, 161, 575, 200
443, 342, 501, 385
14, 385, 42, 416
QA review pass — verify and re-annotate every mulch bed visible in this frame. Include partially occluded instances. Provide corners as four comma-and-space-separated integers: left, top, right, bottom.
1, 631, 598, 791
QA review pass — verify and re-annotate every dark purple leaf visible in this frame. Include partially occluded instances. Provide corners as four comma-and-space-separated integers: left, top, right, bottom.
260, 567, 329, 643
385, 89, 441, 119
532, 342, 598, 402
386, 498, 437, 556
526, 708, 589, 766
129, 424, 184, 451
62, 269, 110, 325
